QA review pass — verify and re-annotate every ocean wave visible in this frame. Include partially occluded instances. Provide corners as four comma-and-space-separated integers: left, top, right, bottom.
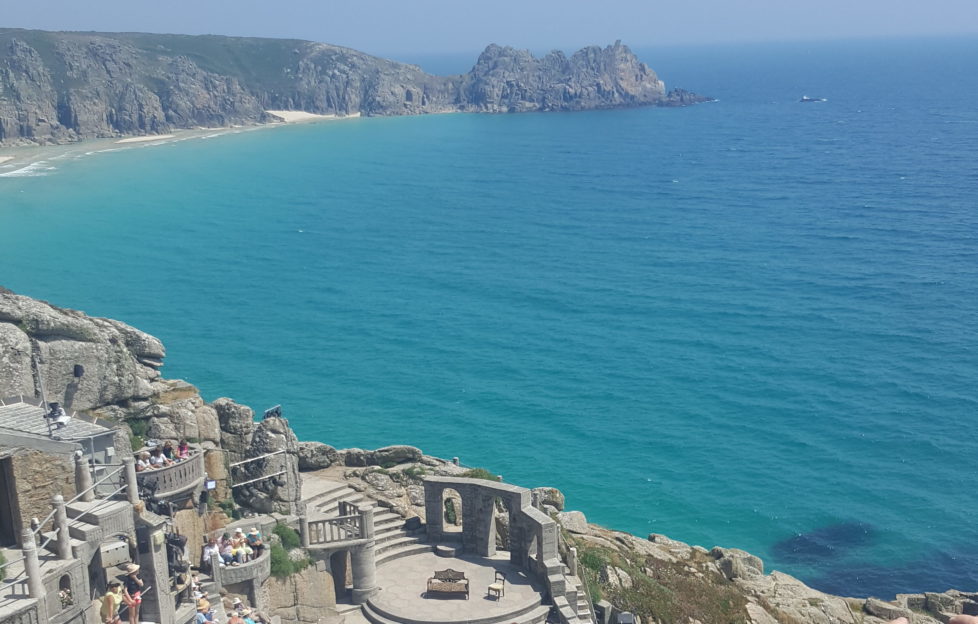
0, 161, 56, 177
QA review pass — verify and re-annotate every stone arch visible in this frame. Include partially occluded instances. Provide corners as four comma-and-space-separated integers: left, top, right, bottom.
442, 488, 463, 536
329, 550, 350, 601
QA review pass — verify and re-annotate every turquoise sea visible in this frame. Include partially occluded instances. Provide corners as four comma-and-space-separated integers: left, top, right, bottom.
2, 37, 977, 598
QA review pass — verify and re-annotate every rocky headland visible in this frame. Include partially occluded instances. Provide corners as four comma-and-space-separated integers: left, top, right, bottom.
0, 286, 973, 624
0, 29, 709, 146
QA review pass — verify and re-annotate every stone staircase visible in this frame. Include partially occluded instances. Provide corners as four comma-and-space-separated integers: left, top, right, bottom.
564, 567, 596, 624
305, 481, 429, 565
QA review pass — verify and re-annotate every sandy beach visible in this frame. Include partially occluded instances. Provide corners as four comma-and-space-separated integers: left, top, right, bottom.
0, 156, 13, 165
265, 110, 360, 123
115, 134, 176, 144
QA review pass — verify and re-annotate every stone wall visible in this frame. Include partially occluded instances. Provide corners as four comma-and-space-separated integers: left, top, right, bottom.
264, 565, 338, 624
9, 448, 75, 545
0, 600, 41, 624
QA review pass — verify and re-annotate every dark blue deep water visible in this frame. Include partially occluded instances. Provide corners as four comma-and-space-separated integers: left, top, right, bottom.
2, 36, 977, 598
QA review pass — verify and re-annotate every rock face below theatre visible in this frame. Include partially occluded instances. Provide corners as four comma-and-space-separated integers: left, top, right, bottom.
0, 29, 710, 146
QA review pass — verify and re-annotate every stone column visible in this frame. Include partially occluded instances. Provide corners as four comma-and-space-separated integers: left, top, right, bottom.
123, 457, 139, 505
74, 452, 94, 502
350, 543, 378, 604
569, 546, 579, 577
350, 507, 377, 604
21, 528, 49, 622
299, 515, 310, 547
423, 484, 443, 544
53, 495, 72, 560
359, 506, 375, 540
210, 552, 223, 592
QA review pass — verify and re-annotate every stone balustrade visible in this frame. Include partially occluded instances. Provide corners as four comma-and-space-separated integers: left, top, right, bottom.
214, 550, 271, 587
306, 514, 362, 545
135, 451, 204, 500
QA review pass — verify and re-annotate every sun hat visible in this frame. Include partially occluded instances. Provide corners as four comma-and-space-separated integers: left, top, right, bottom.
124, 563, 140, 574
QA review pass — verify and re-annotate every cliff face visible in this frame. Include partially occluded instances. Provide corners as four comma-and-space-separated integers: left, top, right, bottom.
0, 29, 709, 145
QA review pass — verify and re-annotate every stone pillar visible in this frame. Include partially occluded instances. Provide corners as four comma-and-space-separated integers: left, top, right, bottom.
53, 495, 72, 560
74, 452, 94, 502
350, 508, 378, 605
359, 506, 375, 540
350, 542, 378, 604
123, 457, 139, 505
299, 515, 310, 547
477, 493, 495, 558
423, 484, 444, 544
21, 528, 49, 622
569, 546, 579, 577
210, 552, 223, 592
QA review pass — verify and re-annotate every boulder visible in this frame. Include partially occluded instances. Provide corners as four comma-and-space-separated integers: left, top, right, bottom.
232, 415, 301, 515
213, 398, 255, 463
532, 486, 565, 511
864, 598, 913, 621
557, 510, 589, 534
297, 441, 339, 471
342, 448, 370, 467
195, 405, 221, 443
371, 445, 422, 465
711, 547, 764, 580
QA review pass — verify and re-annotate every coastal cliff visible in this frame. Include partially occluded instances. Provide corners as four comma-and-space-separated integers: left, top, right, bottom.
2, 287, 971, 624
0, 29, 709, 146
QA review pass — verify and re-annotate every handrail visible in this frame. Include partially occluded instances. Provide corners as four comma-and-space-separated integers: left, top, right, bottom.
31, 465, 126, 538
229, 449, 285, 468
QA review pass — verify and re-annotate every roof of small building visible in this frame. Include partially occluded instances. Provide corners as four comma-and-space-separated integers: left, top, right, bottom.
0, 399, 113, 441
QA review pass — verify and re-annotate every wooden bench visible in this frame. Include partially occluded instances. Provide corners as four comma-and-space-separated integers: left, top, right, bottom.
426, 569, 469, 599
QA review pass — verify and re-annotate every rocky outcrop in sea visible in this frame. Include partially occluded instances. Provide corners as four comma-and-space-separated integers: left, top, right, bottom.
0, 29, 711, 146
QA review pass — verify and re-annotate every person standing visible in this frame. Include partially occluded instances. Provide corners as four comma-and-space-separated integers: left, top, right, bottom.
100, 581, 123, 624
122, 564, 143, 624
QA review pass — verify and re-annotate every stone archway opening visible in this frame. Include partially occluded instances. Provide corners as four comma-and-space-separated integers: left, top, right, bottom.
330, 550, 350, 602
58, 574, 74, 610
492, 496, 513, 553
442, 488, 463, 536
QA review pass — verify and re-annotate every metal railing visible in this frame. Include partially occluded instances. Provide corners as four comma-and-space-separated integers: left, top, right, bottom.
306, 515, 362, 545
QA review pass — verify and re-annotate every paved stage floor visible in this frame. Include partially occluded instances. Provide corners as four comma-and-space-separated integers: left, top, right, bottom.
370, 550, 545, 622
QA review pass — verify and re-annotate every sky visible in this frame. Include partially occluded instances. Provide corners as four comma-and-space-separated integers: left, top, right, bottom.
2, 0, 976, 58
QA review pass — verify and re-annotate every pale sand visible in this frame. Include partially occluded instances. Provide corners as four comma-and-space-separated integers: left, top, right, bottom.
115, 134, 176, 144
0, 156, 13, 164
265, 110, 360, 123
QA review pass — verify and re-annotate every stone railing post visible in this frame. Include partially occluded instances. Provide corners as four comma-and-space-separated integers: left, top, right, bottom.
359, 505, 375, 540
210, 552, 223, 592
74, 451, 94, 502
53, 494, 72, 560
123, 457, 139, 505
22, 528, 49, 621
568, 546, 579, 577
299, 516, 310, 547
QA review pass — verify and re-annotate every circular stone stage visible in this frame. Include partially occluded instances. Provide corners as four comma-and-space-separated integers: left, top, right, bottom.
364, 550, 551, 624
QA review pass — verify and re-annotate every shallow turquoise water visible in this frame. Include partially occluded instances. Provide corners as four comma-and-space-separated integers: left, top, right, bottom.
2, 37, 977, 597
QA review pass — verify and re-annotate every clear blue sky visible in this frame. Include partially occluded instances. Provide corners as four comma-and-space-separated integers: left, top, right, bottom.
3, 0, 976, 58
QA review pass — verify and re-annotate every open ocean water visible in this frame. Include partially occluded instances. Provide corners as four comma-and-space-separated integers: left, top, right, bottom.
1, 37, 977, 598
